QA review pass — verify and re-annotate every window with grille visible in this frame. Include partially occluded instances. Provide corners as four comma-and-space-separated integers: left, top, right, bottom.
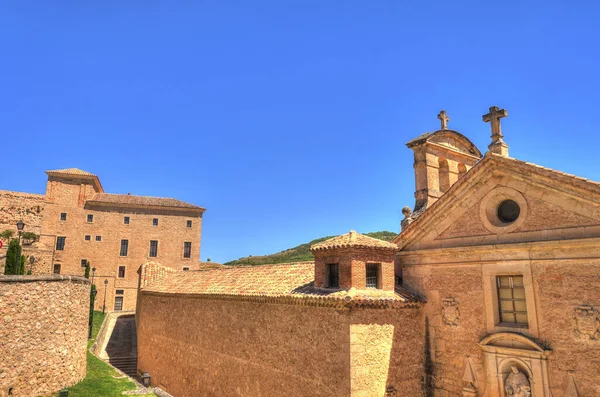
183, 267, 190, 271
85, 235, 91, 241
87, 214, 94, 223
124, 216, 130, 225
325, 264, 340, 288
118, 266, 126, 278
95, 235, 102, 242
56, 236, 66, 250
81, 259, 87, 268
183, 242, 192, 258
497, 275, 528, 326
149, 240, 158, 257
53, 264, 61, 274
115, 289, 124, 295
120, 240, 128, 256
152, 218, 158, 226
60, 213, 67, 221
366, 263, 380, 289
186, 220, 192, 228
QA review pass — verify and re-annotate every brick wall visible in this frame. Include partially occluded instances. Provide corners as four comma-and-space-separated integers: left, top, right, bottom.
0, 275, 90, 397
137, 292, 424, 397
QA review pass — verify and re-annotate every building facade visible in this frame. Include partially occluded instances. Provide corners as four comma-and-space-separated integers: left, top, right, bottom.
136, 106, 600, 396
0, 168, 205, 311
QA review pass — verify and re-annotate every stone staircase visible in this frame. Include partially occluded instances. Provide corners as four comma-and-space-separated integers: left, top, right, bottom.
104, 314, 138, 378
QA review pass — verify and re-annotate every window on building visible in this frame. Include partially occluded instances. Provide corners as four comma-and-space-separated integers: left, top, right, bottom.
81, 259, 88, 268
366, 263, 380, 289
149, 240, 158, 257
56, 236, 66, 250
183, 267, 190, 271
53, 264, 61, 274
85, 235, 91, 241
186, 220, 192, 228
118, 266, 126, 278
124, 216, 130, 225
183, 242, 192, 258
325, 263, 340, 288
120, 240, 129, 256
497, 275, 528, 326
95, 235, 102, 242
152, 218, 158, 226
60, 212, 67, 221
114, 296, 123, 311
87, 214, 94, 223
115, 289, 124, 295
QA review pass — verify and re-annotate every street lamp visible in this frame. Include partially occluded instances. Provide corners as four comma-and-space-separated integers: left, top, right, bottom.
88, 287, 98, 339
103, 279, 108, 314
29, 255, 35, 275
91, 267, 96, 286
15, 220, 24, 275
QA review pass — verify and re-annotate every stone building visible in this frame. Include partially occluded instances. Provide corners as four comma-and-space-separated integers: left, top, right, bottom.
0, 168, 205, 311
136, 106, 600, 396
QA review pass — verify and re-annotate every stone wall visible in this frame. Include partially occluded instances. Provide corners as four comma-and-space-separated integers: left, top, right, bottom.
137, 292, 424, 397
399, 240, 600, 397
0, 275, 90, 397
0, 190, 45, 236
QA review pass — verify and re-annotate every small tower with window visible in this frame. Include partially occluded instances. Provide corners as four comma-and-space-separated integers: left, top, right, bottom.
310, 231, 398, 291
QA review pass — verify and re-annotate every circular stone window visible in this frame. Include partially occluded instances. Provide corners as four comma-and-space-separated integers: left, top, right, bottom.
497, 199, 520, 223
479, 187, 528, 234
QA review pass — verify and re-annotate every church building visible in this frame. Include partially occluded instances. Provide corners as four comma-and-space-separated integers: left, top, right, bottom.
136, 106, 600, 396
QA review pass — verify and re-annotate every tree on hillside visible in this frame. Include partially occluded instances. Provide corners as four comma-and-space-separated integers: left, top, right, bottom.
4, 239, 26, 275
0, 229, 14, 242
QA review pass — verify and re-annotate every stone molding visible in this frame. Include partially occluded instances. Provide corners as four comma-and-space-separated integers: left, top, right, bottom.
0, 274, 91, 284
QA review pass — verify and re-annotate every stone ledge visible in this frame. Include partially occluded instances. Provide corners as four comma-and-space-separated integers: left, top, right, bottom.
0, 274, 91, 284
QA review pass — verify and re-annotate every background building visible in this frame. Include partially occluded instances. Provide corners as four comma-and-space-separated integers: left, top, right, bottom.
0, 168, 205, 311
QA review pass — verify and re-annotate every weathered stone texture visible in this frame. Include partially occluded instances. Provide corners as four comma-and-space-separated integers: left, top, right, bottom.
0, 275, 90, 397
137, 292, 423, 397
0, 190, 45, 235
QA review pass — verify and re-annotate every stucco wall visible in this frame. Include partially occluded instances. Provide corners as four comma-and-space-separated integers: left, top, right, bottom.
0, 275, 90, 397
137, 292, 424, 397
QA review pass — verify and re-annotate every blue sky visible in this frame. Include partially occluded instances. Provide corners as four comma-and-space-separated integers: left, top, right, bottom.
2, 1, 600, 263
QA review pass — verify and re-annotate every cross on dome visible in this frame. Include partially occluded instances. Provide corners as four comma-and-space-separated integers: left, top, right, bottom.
437, 110, 449, 130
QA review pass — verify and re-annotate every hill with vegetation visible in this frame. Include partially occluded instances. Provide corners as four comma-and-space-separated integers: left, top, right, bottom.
224, 231, 397, 266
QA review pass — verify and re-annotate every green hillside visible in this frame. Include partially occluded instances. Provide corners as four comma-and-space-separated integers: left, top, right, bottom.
224, 231, 397, 266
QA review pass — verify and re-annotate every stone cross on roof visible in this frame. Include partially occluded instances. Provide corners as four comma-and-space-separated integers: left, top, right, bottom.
437, 110, 449, 130
482, 106, 508, 139
483, 106, 509, 156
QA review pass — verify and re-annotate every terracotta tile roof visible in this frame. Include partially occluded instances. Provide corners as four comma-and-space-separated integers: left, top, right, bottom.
310, 231, 398, 251
143, 262, 421, 306
46, 168, 97, 177
87, 193, 205, 211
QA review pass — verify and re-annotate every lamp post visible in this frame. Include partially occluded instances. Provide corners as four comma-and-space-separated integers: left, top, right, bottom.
29, 256, 35, 275
103, 279, 108, 314
16, 220, 24, 275
88, 287, 98, 339
91, 267, 96, 286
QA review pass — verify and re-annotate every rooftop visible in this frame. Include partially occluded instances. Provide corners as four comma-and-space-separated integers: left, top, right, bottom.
46, 168, 98, 177
143, 262, 422, 307
87, 193, 205, 211
310, 230, 398, 252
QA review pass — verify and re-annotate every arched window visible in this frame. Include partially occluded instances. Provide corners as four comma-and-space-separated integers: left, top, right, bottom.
438, 157, 450, 192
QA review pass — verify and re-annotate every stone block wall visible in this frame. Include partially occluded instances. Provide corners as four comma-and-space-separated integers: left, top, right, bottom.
0, 275, 90, 397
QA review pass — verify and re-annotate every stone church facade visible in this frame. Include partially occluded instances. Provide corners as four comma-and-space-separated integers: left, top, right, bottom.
137, 106, 600, 396
0, 168, 205, 312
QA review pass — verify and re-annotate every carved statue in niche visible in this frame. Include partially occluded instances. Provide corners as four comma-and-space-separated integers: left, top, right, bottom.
573, 305, 600, 341
442, 298, 460, 326
505, 366, 531, 397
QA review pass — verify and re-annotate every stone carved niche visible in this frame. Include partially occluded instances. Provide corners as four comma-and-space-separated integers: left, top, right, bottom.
442, 298, 460, 326
479, 333, 551, 397
573, 305, 600, 341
